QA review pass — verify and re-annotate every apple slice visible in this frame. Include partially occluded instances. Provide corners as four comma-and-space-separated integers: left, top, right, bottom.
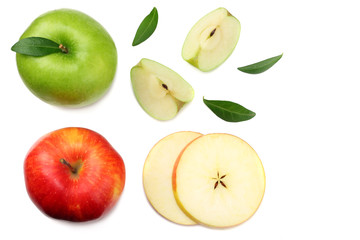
131, 58, 194, 120
182, 7, 241, 72
143, 131, 202, 225
172, 133, 265, 228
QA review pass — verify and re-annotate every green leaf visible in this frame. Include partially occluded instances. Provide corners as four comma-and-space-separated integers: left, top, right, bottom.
11, 37, 64, 57
238, 53, 283, 74
132, 7, 158, 46
203, 97, 255, 122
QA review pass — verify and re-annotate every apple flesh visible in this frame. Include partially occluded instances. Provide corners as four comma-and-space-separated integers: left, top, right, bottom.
182, 7, 241, 72
172, 133, 265, 228
16, 9, 117, 107
131, 58, 194, 121
143, 131, 202, 225
24, 127, 126, 222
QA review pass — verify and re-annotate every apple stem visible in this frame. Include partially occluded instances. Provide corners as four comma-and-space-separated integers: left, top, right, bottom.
59, 44, 68, 54
60, 158, 77, 174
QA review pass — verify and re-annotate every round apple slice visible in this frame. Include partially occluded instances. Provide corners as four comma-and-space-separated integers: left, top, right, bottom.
172, 133, 265, 228
143, 131, 202, 225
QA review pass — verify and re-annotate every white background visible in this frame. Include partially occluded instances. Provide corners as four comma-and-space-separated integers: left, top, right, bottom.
1, 0, 359, 239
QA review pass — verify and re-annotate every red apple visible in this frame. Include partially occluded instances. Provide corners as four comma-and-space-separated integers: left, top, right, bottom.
24, 127, 126, 222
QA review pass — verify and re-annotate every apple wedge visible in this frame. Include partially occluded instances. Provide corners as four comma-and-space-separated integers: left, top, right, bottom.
143, 131, 202, 225
172, 133, 265, 228
131, 58, 194, 120
182, 7, 241, 72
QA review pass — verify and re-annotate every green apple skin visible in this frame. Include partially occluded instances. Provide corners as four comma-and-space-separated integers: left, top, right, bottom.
16, 9, 117, 107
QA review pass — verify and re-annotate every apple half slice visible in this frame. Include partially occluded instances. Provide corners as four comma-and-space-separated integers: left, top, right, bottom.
143, 131, 202, 225
131, 58, 194, 120
172, 133, 265, 228
182, 7, 241, 72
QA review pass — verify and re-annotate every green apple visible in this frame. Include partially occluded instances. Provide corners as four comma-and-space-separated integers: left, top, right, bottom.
182, 7, 241, 72
131, 58, 194, 121
15, 9, 117, 107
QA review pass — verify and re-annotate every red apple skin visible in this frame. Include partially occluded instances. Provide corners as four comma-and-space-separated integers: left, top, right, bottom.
24, 127, 125, 222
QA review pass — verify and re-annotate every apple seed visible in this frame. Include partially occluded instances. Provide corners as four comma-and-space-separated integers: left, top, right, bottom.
162, 83, 168, 90
209, 28, 216, 37
212, 171, 227, 189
